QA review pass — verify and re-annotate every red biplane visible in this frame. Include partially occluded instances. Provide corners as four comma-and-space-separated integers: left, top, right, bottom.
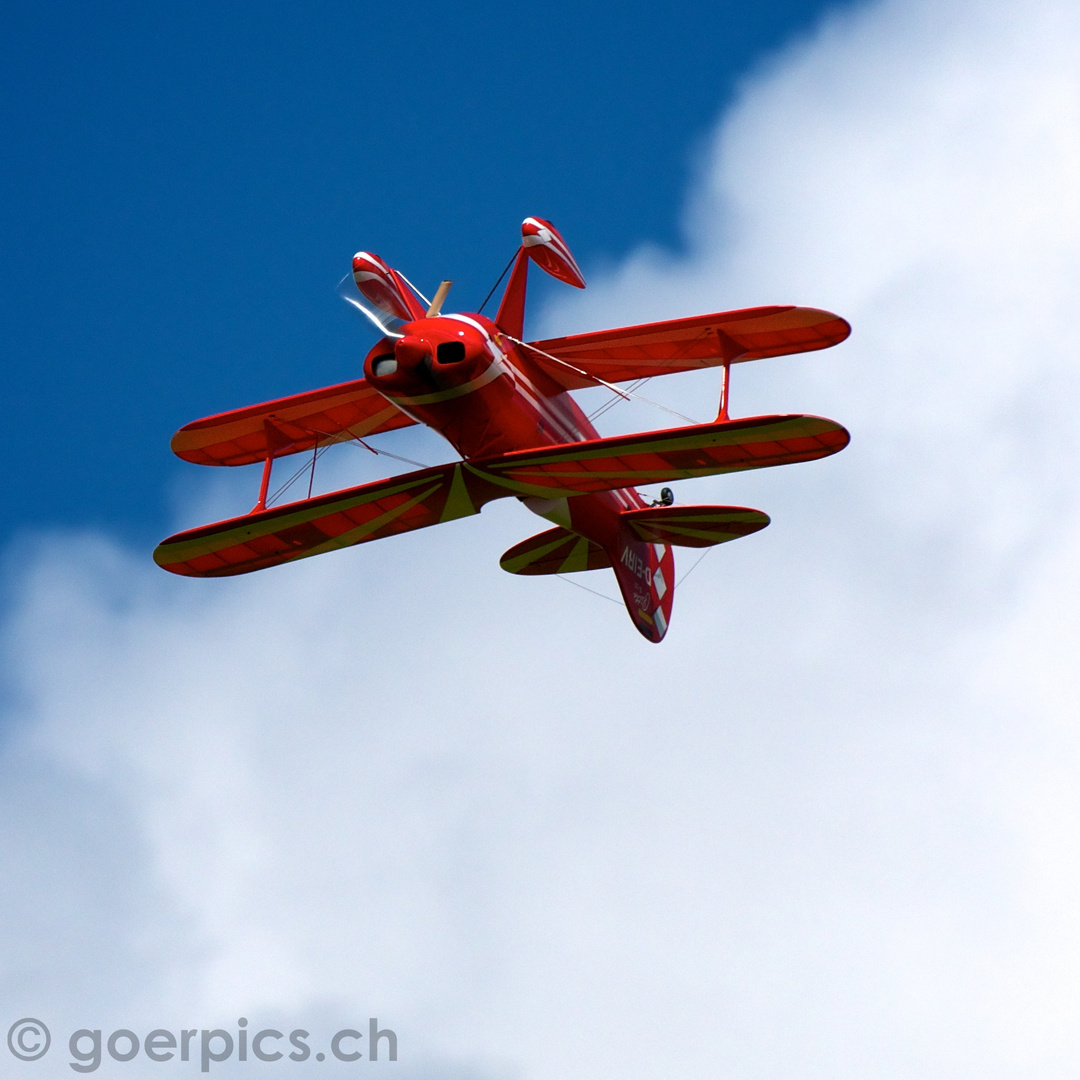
154, 218, 850, 642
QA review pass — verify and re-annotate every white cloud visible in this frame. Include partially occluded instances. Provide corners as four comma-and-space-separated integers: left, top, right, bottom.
5, 0, 1080, 1076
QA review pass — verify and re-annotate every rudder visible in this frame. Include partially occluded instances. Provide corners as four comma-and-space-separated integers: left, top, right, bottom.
608, 521, 676, 644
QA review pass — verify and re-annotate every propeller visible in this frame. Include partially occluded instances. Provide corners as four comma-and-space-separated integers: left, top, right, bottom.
339, 251, 454, 334
336, 272, 405, 338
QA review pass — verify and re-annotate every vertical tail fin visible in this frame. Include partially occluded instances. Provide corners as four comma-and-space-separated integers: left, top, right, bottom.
495, 248, 530, 338
608, 522, 675, 643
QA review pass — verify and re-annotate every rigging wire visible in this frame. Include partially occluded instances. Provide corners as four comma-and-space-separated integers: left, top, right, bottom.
555, 542, 718, 611
262, 418, 433, 509
342, 434, 431, 470
587, 377, 651, 422
477, 249, 520, 315
506, 335, 700, 425
265, 441, 334, 506
674, 546, 715, 590
556, 544, 716, 608
554, 573, 623, 606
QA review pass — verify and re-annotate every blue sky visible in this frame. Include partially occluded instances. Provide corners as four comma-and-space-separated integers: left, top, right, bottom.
5, 2, 1080, 1078
4, 0, 842, 541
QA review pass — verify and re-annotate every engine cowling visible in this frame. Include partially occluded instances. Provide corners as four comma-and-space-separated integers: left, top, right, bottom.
363, 319, 494, 397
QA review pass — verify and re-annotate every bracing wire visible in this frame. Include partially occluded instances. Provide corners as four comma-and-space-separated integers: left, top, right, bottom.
506, 334, 700, 425
266, 442, 334, 506
587, 377, 651, 423
262, 420, 433, 509
675, 546, 715, 590
556, 544, 717, 608
477, 249, 520, 315
343, 434, 430, 471
554, 573, 623, 605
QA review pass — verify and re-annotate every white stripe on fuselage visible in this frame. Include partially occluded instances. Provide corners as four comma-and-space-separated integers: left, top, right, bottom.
443, 315, 586, 446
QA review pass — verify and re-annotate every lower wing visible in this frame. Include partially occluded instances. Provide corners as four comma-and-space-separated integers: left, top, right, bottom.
155, 461, 480, 577
156, 414, 847, 576
471, 413, 849, 497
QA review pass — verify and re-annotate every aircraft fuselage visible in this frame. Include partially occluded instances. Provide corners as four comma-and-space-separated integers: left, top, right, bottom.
363, 313, 676, 641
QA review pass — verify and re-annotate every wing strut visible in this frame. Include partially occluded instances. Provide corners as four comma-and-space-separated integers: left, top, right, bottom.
715, 328, 747, 422
253, 419, 296, 512
255, 455, 273, 512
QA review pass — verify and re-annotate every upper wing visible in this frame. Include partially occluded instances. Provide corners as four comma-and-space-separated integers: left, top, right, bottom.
527, 306, 850, 388
170, 377, 416, 466
468, 414, 849, 497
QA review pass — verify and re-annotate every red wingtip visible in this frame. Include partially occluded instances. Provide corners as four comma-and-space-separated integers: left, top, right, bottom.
352, 252, 427, 322
521, 217, 586, 288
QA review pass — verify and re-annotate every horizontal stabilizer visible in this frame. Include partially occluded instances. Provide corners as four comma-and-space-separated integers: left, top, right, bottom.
622, 504, 769, 547
171, 377, 415, 466
500, 527, 611, 576
528, 306, 849, 389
